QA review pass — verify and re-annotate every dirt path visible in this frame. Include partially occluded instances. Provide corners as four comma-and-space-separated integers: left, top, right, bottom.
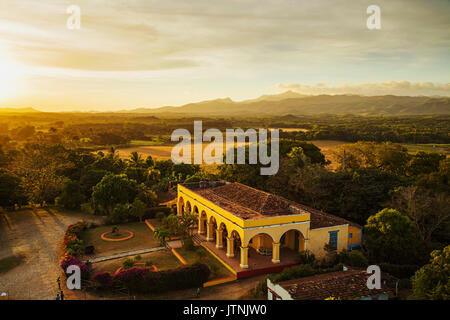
0, 207, 103, 300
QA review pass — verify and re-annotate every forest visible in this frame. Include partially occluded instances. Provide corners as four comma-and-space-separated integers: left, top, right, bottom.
0, 110, 449, 299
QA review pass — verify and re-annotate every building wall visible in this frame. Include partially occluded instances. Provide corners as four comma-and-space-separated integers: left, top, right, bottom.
177, 184, 361, 259
348, 226, 362, 249
308, 225, 349, 258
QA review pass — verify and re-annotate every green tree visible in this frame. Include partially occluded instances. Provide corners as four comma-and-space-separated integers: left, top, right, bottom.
130, 199, 146, 222
406, 152, 445, 177
110, 203, 129, 224
154, 227, 171, 246
92, 174, 137, 215
0, 169, 26, 208
411, 245, 450, 300
57, 179, 85, 210
364, 208, 422, 265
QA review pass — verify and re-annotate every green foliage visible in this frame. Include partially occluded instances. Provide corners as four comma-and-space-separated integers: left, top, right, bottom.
154, 227, 171, 245
57, 179, 85, 210
298, 250, 316, 265
272, 264, 315, 282
129, 198, 146, 222
406, 152, 445, 176
364, 208, 422, 265
411, 245, 450, 300
338, 250, 368, 268
92, 173, 137, 215
122, 259, 135, 269
111, 263, 210, 294
155, 211, 166, 222
109, 203, 130, 224
0, 169, 26, 208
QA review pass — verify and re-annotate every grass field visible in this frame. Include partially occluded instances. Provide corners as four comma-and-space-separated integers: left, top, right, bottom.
177, 246, 233, 280
92, 250, 182, 274
80, 221, 160, 258
401, 143, 450, 155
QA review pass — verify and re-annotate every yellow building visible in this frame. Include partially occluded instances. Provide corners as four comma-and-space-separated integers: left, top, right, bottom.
177, 181, 362, 271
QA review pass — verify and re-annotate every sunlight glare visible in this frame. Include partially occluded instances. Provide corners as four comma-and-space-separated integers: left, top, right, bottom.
0, 48, 23, 101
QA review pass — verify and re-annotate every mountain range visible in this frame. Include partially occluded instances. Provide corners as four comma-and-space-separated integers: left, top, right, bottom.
128, 92, 450, 116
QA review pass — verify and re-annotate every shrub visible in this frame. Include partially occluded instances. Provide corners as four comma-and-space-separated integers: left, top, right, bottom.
134, 255, 142, 261
155, 211, 166, 222
109, 203, 130, 224
273, 264, 315, 282
298, 250, 315, 265
113, 263, 210, 294
122, 259, 135, 269
80, 203, 93, 214
339, 250, 368, 268
92, 271, 113, 288
59, 256, 90, 279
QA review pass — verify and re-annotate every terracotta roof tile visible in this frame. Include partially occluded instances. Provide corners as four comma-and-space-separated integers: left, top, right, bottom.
277, 269, 396, 300
181, 181, 360, 229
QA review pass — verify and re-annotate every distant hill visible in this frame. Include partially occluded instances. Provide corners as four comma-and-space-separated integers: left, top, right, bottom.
0, 107, 40, 113
129, 93, 450, 116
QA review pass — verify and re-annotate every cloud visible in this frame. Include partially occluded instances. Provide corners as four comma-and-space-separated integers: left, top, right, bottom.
276, 81, 450, 96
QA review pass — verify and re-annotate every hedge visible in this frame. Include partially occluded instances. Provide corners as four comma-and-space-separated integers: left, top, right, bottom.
94, 263, 210, 294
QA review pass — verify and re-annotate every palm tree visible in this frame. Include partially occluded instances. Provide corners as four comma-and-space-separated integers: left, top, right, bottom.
154, 227, 171, 246
129, 151, 143, 167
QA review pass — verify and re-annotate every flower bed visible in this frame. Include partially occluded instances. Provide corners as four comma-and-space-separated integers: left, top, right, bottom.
59, 221, 91, 279
91, 263, 211, 294
101, 230, 134, 242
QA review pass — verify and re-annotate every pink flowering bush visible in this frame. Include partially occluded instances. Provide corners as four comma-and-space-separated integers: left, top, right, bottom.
92, 271, 113, 288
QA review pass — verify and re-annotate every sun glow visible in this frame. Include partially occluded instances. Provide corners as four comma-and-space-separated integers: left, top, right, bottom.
0, 48, 23, 101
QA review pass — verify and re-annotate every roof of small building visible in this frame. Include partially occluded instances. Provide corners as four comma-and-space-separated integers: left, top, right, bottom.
275, 269, 396, 300
180, 181, 361, 229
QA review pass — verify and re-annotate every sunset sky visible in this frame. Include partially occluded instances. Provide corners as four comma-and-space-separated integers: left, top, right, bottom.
0, 0, 449, 111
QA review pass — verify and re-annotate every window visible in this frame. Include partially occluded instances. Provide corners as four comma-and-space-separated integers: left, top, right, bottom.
349, 233, 353, 238
329, 231, 338, 250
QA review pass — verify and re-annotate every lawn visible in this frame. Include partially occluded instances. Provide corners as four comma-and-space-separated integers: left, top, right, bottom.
80, 221, 160, 258
92, 250, 182, 274
177, 246, 233, 280
0, 254, 25, 274
401, 143, 450, 155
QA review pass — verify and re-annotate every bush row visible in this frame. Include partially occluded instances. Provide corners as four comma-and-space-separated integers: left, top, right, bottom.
60, 221, 91, 279
91, 263, 210, 294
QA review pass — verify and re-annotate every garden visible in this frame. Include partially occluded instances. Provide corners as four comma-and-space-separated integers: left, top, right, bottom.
79, 221, 161, 258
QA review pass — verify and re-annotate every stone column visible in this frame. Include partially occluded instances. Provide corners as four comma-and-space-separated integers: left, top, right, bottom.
198, 216, 205, 234
272, 242, 280, 263
240, 246, 249, 269
216, 230, 223, 248
206, 222, 214, 241
226, 237, 235, 257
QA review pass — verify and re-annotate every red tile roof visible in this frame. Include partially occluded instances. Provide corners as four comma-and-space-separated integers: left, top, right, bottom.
181, 181, 361, 229
277, 269, 396, 300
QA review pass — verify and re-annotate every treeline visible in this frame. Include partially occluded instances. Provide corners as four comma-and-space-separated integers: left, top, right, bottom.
0, 114, 448, 150
218, 140, 449, 266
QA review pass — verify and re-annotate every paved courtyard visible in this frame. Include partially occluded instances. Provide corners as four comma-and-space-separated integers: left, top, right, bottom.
0, 207, 103, 300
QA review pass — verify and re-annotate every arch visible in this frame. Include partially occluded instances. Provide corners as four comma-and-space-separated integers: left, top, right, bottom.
192, 205, 199, 215
185, 201, 192, 215
247, 232, 274, 254
279, 229, 305, 252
